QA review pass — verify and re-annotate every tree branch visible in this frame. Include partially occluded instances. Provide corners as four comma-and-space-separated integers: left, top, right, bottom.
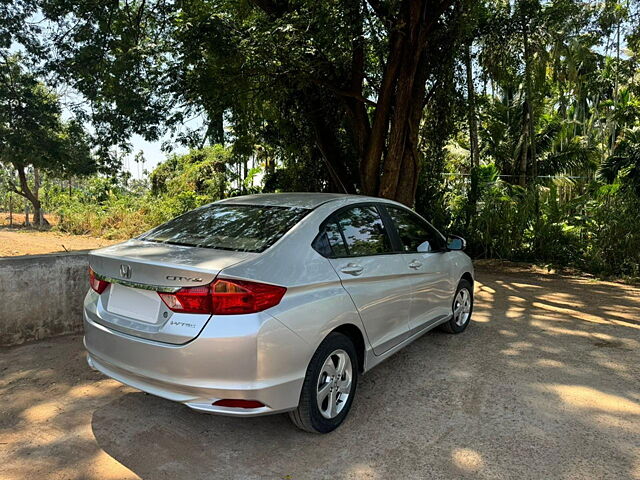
310, 78, 377, 107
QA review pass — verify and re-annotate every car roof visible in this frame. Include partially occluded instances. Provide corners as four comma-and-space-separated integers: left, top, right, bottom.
215, 192, 401, 209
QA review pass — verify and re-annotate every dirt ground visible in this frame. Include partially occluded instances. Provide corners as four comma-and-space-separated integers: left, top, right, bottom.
0, 227, 117, 257
0, 212, 117, 256
1, 264, 639, 479
0, 212, 58, 226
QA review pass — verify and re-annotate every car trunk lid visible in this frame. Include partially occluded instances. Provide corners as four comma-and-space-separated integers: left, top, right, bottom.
87, 239, 256, 344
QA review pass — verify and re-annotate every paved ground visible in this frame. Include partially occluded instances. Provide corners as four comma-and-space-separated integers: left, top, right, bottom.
1, 264, 639, 479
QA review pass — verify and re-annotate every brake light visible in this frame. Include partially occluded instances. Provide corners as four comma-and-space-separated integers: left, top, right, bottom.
89, 268, 110, 294
158, 278, 286, 315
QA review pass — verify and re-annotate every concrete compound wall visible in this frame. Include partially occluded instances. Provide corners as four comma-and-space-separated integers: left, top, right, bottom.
0, 252, 89, 346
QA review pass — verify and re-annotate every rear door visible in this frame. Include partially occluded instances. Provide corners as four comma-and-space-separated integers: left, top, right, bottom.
323, 205, 412, 355
382, 205, 454, 331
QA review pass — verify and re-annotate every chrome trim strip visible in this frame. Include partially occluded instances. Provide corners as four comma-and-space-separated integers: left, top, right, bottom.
93, 272, 182, 293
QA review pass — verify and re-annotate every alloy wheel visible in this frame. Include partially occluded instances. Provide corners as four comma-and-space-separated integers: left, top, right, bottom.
316, 349, 353, 419
453, 288, 472, 326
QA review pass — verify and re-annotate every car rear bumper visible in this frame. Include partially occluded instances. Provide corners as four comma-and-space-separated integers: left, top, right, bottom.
83, 311, 309, 416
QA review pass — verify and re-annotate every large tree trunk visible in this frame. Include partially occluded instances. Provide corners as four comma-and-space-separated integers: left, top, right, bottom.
362, 0, 454, 206
378, 0, 426, 200
359, 26, 404, 196
394, 46, 430, 207
253, 0, 457, 206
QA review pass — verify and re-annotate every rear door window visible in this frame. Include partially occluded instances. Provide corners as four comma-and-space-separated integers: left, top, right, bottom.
139, 204, 309, 253
334, 206, 393, 256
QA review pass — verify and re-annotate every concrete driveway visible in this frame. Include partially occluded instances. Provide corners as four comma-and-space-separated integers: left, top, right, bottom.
1, 264, 639, 479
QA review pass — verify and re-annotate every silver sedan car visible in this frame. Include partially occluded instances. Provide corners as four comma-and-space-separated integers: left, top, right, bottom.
84, 193, 474, 433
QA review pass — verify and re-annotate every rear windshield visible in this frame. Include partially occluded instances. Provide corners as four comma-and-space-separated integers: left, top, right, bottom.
139, 204, 310, 252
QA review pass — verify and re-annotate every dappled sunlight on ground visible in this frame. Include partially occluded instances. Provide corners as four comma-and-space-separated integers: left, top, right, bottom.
546, 384, 640, 416
452, 448, 484, 473
1, 264, 639, 479
343, 464, 382, 479
0, 337, 138, 480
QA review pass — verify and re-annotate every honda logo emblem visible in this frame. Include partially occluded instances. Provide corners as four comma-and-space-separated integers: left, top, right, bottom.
119, 264, 132, 279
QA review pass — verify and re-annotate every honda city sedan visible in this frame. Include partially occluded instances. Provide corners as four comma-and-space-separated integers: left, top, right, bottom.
84, 193, 474, 433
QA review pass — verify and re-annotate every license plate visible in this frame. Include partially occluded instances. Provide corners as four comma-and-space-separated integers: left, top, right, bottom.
107, 283, 162, 323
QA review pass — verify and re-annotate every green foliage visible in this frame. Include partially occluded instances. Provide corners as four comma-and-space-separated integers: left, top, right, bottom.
44, 183, 172, 240
444, 167, 640, 278
599, 127, 640, 195
586, 186, 640, 277
151, 145, 231, 200
43, 146, 237, 239
1, 0, 639, 279
0, 57, 94, 176
33, 0, 470, 203
414, 0, 640, 279
0, 55, 95, 224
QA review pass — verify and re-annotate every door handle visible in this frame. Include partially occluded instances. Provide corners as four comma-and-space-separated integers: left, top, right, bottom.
409, 260, 422, 269
341, 263, 364, 276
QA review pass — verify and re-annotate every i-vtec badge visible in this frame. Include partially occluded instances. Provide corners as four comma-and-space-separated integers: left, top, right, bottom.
166, 275, 203, 283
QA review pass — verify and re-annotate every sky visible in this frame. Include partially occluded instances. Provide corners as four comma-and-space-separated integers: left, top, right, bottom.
124, 135, 168, 180
123, 119, 201, 179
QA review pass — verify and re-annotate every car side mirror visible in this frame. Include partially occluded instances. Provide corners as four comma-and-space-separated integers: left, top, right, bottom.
417, 240, 432, 253
447, 235, 466, 251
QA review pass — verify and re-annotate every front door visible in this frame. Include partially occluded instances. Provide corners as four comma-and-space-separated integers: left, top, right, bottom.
382, 205, 454, 331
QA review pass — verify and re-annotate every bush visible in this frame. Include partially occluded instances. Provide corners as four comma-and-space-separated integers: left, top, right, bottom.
43, 181, 215, 240
442, 164, 640, 279
42, 146, 237, 239
584, 186, 640, 277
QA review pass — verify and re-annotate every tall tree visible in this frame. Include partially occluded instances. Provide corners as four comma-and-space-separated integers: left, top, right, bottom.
39, 0, 463, 206
0, 57, 94, 225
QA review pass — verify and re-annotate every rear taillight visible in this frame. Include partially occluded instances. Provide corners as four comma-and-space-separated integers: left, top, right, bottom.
158, 278, 286, 315
89, 268, 110, 294
158, 285, 211, 313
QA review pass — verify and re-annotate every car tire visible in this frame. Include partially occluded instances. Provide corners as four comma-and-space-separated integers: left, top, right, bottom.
289, 332, 358, 433
440, 278, 474, 334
